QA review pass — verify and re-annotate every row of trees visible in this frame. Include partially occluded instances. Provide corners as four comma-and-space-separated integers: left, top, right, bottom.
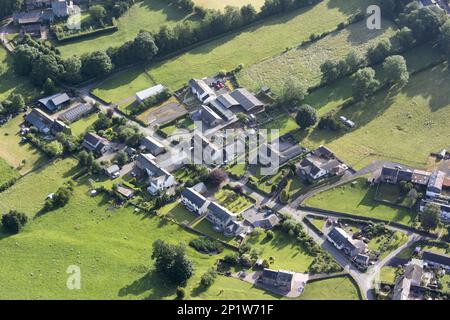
0, 0, 22, 19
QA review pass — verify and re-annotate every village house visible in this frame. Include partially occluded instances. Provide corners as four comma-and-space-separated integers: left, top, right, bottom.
81, 132, 111, 155
181, 187, 210, 215
104, 164, 120, 179
205, 202, 246, 237
140, 136, 165, 156
135, 84, 165, 104
25, 108, 71, 135
259, 269, 295, 292
404, 259, 425, 287
296, 146, 348, 181
392, 276, 412, 300
426, 170, 446, 198
135, 154, 175, 195
38, 93, 71, 113
189, 78, 216, 103
422, 250, 450, 271
327, 227, 367, 258
242, 208, 280, 230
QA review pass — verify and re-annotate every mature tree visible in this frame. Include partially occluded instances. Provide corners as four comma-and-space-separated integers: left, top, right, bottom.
344, 50, 364, 74
63, 56, 83, 84
43, 78, 57, 95
45, 140, 64, 158
13, 44, 40, 76
200, 268, 217, 288
81, 51, 113, 78
114, 151, 128, 167
207, 168, 228, 187
399, 6, 447, 42
93, 114, 112, 131
383, 55, 409, 88
1, 210, 28, 234
394, 27, 415, 50
367, 39, 392, 64
0, 0, 23, 19
439, 20, 450, 54
320, 60, 339, 83
278, 76, 307, 106
151, 240, 194, 285
133, 32, 159, 63
9, 93, 25, 114
420, 203, 440, 230
30, 54, 62, 85
240, 4, 257, 24
352, 67, 379, 101
295, 104, 317, 129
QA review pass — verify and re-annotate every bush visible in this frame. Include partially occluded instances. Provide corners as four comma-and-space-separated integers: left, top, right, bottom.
189, 237, 224, 254
223, 253, 239, 265
200, 268, 217, 288
1, 210, 28, 234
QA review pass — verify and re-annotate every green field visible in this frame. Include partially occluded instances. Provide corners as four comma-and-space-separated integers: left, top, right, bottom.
70, 113, 98, 137
300, 62, 450, 170
0, 158, 78, 217
299, 276, 360, 300
0, 46, 39, 101
93, 0, 373, 102
237, 19, 396, 93
0, 157, 19, 188
0, 114, 48, 174
57, 0, 195, 58
304, 178, 417, 226
246, 230, 315, 273
159, 201, 197, 225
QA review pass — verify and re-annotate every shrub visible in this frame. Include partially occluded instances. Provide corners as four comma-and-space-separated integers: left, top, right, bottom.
189, 237, 224, 254
1, 210, 28, 234
200, 268, 217, 288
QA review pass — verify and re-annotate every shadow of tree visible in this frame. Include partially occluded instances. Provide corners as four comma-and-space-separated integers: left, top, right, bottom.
118, 270, 178, 299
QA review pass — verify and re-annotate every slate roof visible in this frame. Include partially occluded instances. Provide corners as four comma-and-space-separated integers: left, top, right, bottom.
412, 170, 431, 185
427, 170, 445, 192
189, 79, 215, 98
216, 93, 239, 109
209, 98, 235, 121
262, 268, 278, 280
422, 250, 450, 267
328, 227, 350, 247
141, 136, 165, 154
201, 105, 222, 125
181, 188, 208, 209
207, 202, 235, 224
229, 88, 264, 112
59, 103, 94, 123
38, 93, 70, 112
25, 108, 54, 131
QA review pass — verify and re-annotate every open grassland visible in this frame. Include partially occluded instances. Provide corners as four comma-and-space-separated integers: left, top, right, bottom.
0, 183, 234, 300
299, 276, 360, 300
93, 0, 374, 102
237, 19, 396, 93
0, 158, 78, 217
0, 47, 39, 102
57, 0, 195, 58
246, 230, 315, 273
0, 114, 48, 174
304, 177, 417, 226
300, 62, 450, 170
194, 0, 266, 10
0, 157, 19, 188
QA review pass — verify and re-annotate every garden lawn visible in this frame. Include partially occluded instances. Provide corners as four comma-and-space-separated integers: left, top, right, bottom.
56, 0, 196, 58
0, 157, 19, 188
0, 114, 48, 174
305, 177, 417, 226
260, 113, 299, 138
70, 113, 98, 137
159, 116, 194, 136
214, 188, 254, 214
237, 19, 396, 93
191, 217, 238, 245
226, 163, 247, 179
310, 218, 327, 232
368, 231, 408, 260
0, 47, 39, 102
299, 276, 360, 300
0, 183, 236, 300
0, 158, 78, 217
380, 266, 400, 284
94, 0, 374, 101
158, 201, 197, 225
246, 230, 315, 273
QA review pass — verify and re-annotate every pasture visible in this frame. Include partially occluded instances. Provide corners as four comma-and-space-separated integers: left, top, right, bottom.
304, 177, 417, 226
0, 158, 78, 217
237, 18, 397, 93
194, 0, 266, 10
56, 0, 196, 58
299, 276, 360, 300
93, 0, 374, 102
0, 157, 19, 189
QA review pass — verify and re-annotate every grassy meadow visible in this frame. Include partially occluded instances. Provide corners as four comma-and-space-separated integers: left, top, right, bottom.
299, 276, 360, 300
304, 177, 417, 226
194, 0, 266, 10
0, 158, 78, 217
0, 157, 19, 188
93, 0, 374, 102
237, 18, 397, 93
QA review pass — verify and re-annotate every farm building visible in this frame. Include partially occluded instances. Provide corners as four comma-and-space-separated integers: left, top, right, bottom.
38, 93, 71, 113
200, 105, 223, 127
25, 108, 71, 135
189, 78, 216, 103
135, 84, 166, 103
140, 136, 165, 156
58, 103, 94, 123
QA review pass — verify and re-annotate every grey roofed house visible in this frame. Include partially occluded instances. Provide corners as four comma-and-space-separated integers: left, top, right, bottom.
427, 170, 445, 194
243, 209, 280, 230
327, 226, 366, 257
260, 268, 295, 291
380, 166, 400, 184
261, 268, 278, 281
25, 108, 54, 133
207, 202, 235, 224
189, 78, 215, 102
224, 220, 245, 237
229, 88, 264, 112
328, 227, 351, 248
181, 187, 208, 209
422, 250, 450, 269
81, 132, 109, 154
314, 145, 334, 159
209, 98, 235, 121
216, 93, 239, 109
201, 105, 223, 126
135, 153, 163, 175
404, 259, 424, 286
354, 254, 370, 266
392, 276, 411, 300
38, 93, 71, 113
141, 136, 165, 156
